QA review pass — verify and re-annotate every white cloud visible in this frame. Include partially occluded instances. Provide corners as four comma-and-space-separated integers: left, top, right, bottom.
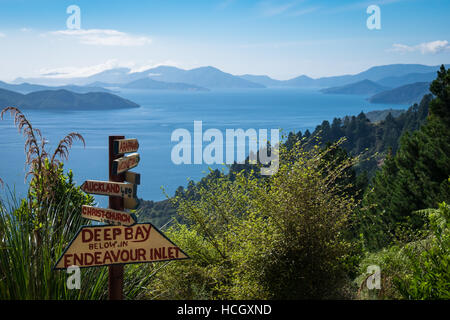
0, 32, 5, 38
417, 40, 450, 54
48, 29, 152, 47
390, 43, 416, 53
36, 59, 184, 79
128, 60, 182, 73
38, 59, 134, 79
389, 40, 450, 54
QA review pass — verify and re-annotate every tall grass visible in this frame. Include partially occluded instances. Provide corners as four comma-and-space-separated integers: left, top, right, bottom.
0, 187, 155, 300
0, 188, 102, 299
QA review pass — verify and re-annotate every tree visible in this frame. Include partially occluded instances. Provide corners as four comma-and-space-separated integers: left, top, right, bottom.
429, 65, 450, 124
361, 66, 450, 249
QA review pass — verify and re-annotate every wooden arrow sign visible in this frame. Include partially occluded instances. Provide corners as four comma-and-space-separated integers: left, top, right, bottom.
114, 138, 139, 155
54, 223, 189, 269
81, 180, 137, 199
112, 153, 140, 175
81, 205, 137, 226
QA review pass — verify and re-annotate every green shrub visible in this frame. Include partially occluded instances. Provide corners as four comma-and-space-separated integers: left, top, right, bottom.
148, 141, 362, 299
355, 245, 410, 300
395, 202, 450, 299
356, 200, 450, 300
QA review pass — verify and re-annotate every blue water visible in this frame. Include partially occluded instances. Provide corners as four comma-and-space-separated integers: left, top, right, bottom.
0, 88, 408, 206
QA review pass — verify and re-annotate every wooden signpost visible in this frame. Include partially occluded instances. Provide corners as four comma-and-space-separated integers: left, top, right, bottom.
54, 135, 188, 300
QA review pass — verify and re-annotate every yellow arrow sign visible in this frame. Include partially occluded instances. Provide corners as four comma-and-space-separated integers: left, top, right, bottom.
54, 223, 189, 269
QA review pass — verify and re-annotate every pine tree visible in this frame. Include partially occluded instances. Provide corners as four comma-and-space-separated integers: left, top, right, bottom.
361, 65, 450, 250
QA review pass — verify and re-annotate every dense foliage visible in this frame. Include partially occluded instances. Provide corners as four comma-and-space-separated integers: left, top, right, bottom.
396, 201, 450, 299
360, 65, 450, 250
356, 201, 450, 300
307, 94, 430, 174
137, 198, 178, 228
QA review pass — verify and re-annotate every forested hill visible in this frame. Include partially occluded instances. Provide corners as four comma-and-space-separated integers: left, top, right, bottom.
304, 94, 431, 165
368, 82, 431, 104
0, 88, 140, 110
320, 79, 390, 95
364, 109, 405, 122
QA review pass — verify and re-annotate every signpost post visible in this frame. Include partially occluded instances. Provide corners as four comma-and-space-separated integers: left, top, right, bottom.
108, 135, 125, 300
54, 135, 189, 300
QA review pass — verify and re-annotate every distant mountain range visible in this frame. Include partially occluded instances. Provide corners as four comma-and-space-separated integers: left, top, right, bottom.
88, 78, 209, 91
0, 80, 112, 94
139, 66, 264, 89
242, 64, 448, 88
320, 78, 432, 105
122, 78, 208, 91
0, 88, 139, 110
6, 62, 447, 107
320, 80, 390, 95
238, 74, 283, 87
0, 63, 443, 111
375, 72, 437, 88
15, 66, 264, 89
368, 82, 431, 105
14, 63, 448, 91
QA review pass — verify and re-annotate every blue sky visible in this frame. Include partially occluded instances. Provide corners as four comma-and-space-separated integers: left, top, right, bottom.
0, 0, 449, 81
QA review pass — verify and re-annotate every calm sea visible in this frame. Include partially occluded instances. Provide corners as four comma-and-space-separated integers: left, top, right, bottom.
0, 88, 408, 206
